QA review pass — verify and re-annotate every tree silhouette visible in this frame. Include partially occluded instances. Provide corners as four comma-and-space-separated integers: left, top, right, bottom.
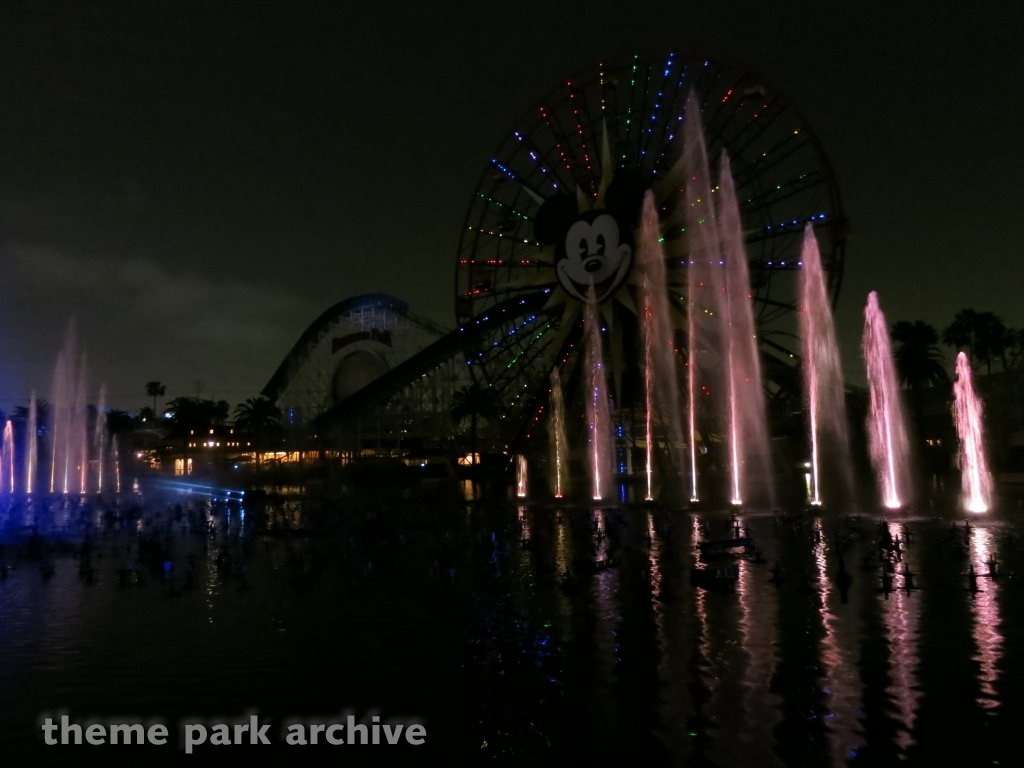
165, 397, 231, 467
233, 397, 282, 471
980, 316, 1015, 373
892, 320, 947, 428
942, 309, 976, 362
942, 309, 1013, 376
106, 410, 136, 437
145, 381, 166, 414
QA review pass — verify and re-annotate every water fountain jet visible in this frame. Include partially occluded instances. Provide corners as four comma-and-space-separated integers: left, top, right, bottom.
26, 392, 37, 494
682, 93, 718, 504
953, 352, 992, 513
716, 153, 774, 508
48, 322, 90, 495
799, 225, 853, 508
2, 421, 14, 493
863, 292, 911, 509
549, 369, 568, 499
584, 287, 614, 501
637, 191, 686, 502
95, 385, 108, 494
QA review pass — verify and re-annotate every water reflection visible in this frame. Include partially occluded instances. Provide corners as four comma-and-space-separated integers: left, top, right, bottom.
813, 521, 861, 764
883, 522, 920, 751
592, 509, 619, 678
735, 515, 783, 767
969, 525, 1002, 712
0, 497, 1020, 766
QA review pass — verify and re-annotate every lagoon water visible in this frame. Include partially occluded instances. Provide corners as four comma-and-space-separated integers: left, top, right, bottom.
0, 489, 1020, 767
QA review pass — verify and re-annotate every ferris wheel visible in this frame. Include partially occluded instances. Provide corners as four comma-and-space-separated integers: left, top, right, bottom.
454, 53, 846, 438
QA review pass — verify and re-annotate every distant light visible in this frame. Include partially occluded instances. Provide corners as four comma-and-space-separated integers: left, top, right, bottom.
163, 412, 172, 419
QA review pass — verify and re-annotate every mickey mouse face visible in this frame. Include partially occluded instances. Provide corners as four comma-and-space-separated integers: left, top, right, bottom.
556, 213, 632, 301
533, 172, 649, 304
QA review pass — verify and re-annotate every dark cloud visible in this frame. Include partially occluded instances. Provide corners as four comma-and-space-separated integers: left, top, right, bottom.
0, 0, 1020, 408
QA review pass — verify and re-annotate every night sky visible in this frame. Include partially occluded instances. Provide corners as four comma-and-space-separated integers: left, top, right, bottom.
0, 1, 1020, 411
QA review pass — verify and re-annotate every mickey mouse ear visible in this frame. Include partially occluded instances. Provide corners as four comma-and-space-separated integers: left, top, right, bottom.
533, 194, 578, 245
604, 172, 650, 230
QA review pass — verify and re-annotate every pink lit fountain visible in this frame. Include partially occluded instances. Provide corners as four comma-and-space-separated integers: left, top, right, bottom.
715, 152, 774, 509
584, 287, 614, 501
862, 292, 912, 509
637, 191, 685, 502
26, 392, 37, 494
1, 420, 14, 493
681, 92, 719, 504
953, 352, 993, 513
799, 225, 853, 508
549, 368, 568, 499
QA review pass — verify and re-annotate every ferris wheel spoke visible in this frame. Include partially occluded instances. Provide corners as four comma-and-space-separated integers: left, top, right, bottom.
490, 331, 558, 393
513, 131, 572, 194
745, 216, 829, 245
739, 171, 827, 215
649, 52, 691, 168
538, 101, 584, 186
567, 83, 599, 192
692, 62, 725, 114
731, 133, 811, 188
487, 158, 552, 206
713, 95, 785, 158
637, 60, 664, 162
701, 73, 754, 144
620, 54, 643, 160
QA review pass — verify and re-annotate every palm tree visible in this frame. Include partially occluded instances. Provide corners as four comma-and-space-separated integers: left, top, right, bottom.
106, 409, 136, 437
942, 309, 978, 364
942, 309, 1011, 376
145, 381, 166, 415
165, 396, 202, 465
979, 315, 1014, 374
891, 320, 948, 428
233, 397, 282, 471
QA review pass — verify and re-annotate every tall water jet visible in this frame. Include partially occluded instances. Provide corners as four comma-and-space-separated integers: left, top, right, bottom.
584, 287, 614, 501
1, 421, 13, 493
516, 454, 528, 498
112, 435, 121, 494
953, 352, 992, 513
637, 191, 686, 501
75, 356, 88, 494
799, 225, 853, 507
863, 292, 911, 509
26, 392, 37, 494
549, 368, 568, 498
716, 153, 774, 507
50, 342, 69, 493
642, 314, 654, 501
95, 385, 108, 493
682, 92, 719, 503
49, 322, 90, 494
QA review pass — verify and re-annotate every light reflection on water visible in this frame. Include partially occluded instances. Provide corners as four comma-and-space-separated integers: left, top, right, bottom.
735, 515, 783, 767
884, 522, 920, 752
0, 497, 1018, 765
813, 521, 862, 764
969, 525, 1003, 712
